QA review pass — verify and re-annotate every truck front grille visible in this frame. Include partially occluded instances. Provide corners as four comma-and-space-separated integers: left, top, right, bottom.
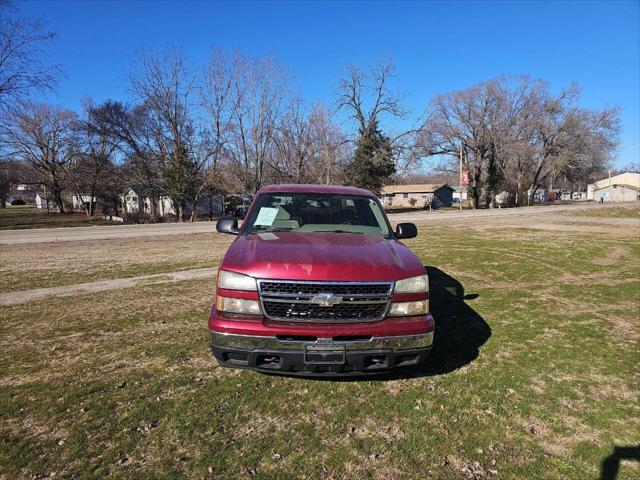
258, 280, 393, 323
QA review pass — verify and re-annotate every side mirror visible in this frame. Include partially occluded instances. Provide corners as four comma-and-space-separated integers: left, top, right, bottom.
395, 222, 417, 239
216, 217, 239, 235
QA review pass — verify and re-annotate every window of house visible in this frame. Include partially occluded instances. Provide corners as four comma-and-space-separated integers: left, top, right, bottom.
403, 193, 409, 199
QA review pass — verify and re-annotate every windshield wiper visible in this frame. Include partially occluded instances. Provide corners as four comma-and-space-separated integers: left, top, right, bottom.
254, 227, 296, 233
326, 230, 365, 234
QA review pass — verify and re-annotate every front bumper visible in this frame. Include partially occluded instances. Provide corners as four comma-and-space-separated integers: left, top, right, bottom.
209, 330, 433, 376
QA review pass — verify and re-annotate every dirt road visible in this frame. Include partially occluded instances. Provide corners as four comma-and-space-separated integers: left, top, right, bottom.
0, 202, 636, 245
0, 267, 217, 306
0, 221, 217, 245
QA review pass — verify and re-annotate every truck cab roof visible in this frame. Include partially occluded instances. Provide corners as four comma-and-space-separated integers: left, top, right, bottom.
258, 184, 375, 197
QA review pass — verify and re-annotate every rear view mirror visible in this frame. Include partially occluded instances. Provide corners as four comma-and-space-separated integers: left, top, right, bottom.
395, 223, 417, 239
216, 217, 239, 235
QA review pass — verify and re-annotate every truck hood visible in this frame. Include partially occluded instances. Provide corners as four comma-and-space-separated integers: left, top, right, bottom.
221, 231, 425, 282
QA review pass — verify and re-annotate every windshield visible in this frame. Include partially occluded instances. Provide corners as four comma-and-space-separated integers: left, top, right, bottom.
243, 193, 391, 237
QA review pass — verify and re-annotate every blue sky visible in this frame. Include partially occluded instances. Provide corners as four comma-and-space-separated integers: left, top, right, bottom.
18, 0, 640, 168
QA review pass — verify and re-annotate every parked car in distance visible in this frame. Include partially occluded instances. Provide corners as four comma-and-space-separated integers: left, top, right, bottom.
209, 184, 433, 376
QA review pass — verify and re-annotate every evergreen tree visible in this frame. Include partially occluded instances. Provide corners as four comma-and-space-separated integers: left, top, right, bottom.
345, 123, 395, 194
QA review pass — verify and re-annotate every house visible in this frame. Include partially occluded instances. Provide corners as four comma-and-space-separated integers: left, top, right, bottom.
35, 192, 51, 209
495, 191, 514, 206
587, 172, 640, 203
7, 184, 37, 205
121, 185, 224, 219
71, 194, 116, 216
556, 189, 587, 201
121, 186, 175, 217
527, 188, 549, 204
380, 184, 454, 208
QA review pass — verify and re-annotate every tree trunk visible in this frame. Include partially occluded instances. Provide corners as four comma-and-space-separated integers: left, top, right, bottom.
178, 203, 184, 223
44, 186, 50, 214
53, 188, 65, 214
516, 174, 523, 207
471, 164, 482, 209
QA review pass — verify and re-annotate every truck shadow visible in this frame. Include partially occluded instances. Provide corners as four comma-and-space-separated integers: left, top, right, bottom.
600, 445, 640, 480
414, 266, 491, 377
261, 266, 490, 382
296, 266, 491, 382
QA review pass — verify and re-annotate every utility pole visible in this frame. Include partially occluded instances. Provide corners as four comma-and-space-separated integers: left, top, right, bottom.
459, 145, 463, 211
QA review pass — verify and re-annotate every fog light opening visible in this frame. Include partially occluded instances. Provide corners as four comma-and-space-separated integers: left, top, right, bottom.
257, 354, 281, 368
364, 355, 388, 369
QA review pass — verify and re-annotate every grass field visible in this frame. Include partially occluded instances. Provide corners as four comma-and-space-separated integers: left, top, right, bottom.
0, 211, 638, 479
564, 205, 640, 219
0, 206, 117, 230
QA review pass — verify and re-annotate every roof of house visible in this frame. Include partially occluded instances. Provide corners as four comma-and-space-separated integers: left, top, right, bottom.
593, 183, 640, 192
380, 184, 452, 194
127, 181, 167, 195
590, 172, 640, 190
259, 184, 374, 196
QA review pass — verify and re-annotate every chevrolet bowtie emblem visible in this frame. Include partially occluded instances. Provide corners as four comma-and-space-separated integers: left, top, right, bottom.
310, 293, 343, 307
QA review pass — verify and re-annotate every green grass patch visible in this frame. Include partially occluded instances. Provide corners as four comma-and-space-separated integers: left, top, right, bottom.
565, 205, 640, 218
0, 205, 117, 230
0, 227, 638, 479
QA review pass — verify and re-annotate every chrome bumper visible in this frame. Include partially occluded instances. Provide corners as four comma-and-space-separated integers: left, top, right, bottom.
209, 330, 434, 351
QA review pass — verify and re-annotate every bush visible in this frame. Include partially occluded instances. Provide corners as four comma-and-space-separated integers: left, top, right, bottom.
408, 198, 417, 207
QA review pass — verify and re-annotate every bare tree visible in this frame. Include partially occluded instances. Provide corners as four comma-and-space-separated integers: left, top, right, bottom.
271, 96, 315, 183
338, 61, 406, 135
526, 88, 618, 203
89, 100, 164, 220
198, 49, 234, 218
419, 81, 495, 208
337, 61, 408, 193
0, 2, 61, 109
226, 52, 287, 193
0, 158, 18, 207
307, 103, 349, 184
66, 102, 120, 216
1, 102, 77, 212
419, 76, 619, 207
129, 48, 199, 222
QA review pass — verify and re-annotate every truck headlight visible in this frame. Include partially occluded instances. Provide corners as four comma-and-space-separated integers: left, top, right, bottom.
388, 300, 429, 317
216, 296, 262, 315
218, 270, 257, 291
394, 274, 429, 293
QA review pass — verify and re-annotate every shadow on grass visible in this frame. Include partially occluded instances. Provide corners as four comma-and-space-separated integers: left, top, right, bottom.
275, 266, 491, 382
600, 445, 640, 480
415, 266, 491, 377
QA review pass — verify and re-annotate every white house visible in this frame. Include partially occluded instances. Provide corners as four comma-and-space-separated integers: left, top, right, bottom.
587, 172, 640, 202
35, 192, 50, 209
72, 194, 96, 210
121, 186, 223, 218
121, 187, 176, 217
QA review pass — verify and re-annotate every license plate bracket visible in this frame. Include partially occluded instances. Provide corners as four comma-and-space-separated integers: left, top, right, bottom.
304, 343, 346, 365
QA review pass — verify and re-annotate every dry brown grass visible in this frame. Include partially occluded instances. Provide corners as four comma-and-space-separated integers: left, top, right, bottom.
0, 233, 232, 293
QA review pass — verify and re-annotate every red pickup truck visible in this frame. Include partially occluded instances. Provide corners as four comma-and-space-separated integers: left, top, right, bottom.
209, 184, 434, 375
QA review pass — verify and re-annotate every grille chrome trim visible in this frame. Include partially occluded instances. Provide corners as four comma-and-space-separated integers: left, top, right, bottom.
257, 279, 394, 323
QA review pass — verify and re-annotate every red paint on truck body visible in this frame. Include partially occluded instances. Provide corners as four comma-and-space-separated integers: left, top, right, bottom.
219, 231, 426, 282
209, 184, 433, 349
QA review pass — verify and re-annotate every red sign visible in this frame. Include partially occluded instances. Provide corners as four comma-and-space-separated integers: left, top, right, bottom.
461, 169, 470, 187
